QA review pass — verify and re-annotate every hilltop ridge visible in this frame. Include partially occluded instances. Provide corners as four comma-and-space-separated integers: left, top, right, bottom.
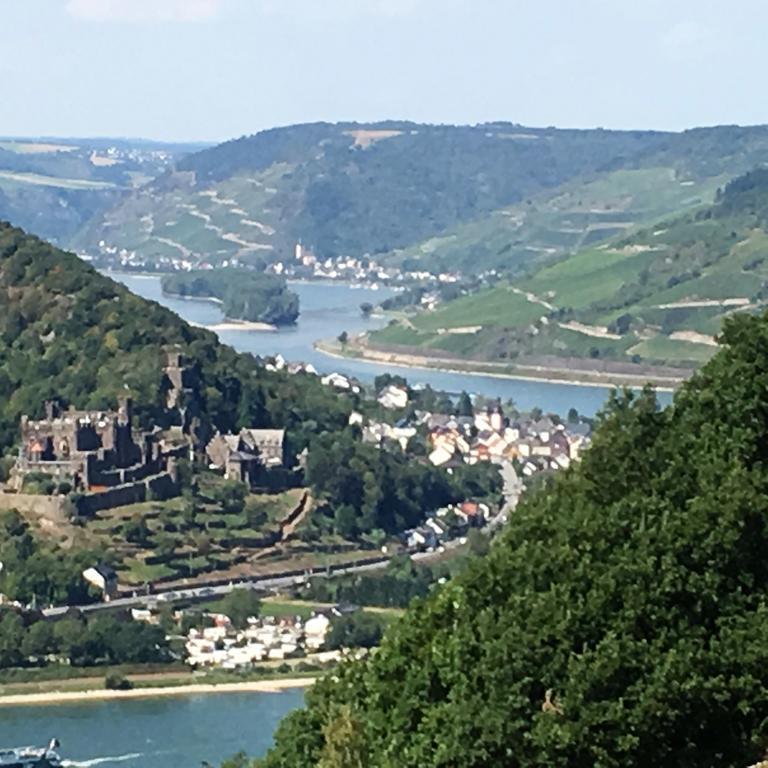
71, 122, 768, 273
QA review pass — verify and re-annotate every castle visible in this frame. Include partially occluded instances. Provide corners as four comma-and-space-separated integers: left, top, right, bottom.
17, 396, 164, 492
206, 428, 285, 485
13, 351, 200, 499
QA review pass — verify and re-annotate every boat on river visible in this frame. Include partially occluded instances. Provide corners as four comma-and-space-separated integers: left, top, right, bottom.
0, 740, 62, 768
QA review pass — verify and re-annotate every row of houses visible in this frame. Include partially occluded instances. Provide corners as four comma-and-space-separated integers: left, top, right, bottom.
185, 612, 334, 669
427, 408, 591, 473
404, 501, 490, 551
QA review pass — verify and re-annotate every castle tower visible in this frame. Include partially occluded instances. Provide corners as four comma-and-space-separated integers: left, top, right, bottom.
117, 395, 133, 427
163, 348, 187, 409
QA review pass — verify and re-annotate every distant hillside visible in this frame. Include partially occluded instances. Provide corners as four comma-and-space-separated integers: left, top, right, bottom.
379, 125, 768, 277
0, 138, 205, 245
367, 167, 768, 371
72, 122, 768, 274
256, 311, 768, 768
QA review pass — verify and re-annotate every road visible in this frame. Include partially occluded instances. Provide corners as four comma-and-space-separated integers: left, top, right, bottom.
486, 461, 523, 533
42, 558, 394, 618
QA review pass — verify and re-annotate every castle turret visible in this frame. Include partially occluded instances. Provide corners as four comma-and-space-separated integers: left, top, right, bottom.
117, 395, 133, 427
163, 347, 189, 409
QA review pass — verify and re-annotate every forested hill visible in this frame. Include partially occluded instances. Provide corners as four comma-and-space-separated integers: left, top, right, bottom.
0, 221, 348, 453
73, 122, 768, 271
161, 269, 299, 325
256, 311, 768, 767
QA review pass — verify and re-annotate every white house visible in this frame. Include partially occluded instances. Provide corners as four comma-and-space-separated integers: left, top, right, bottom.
82, 564, 118, 601
429, 445, 455, 467
322, 372, 352, 390
304, 614, 331, 651
377, 385, 408, 410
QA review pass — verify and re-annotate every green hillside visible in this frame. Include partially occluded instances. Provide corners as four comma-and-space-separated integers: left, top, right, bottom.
255, 311, 768, 768
0, 222, 498, 595
380, 167, 725, 277
72, 123, 768, 271
368, 168, 768, 370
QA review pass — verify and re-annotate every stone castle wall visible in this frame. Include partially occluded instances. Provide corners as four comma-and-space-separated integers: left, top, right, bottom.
75, 472, 178, 516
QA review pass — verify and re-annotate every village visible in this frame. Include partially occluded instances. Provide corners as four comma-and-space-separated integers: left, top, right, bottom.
322, 368, 592, 475
179, 606, 342, 670
90, 239, 464, 299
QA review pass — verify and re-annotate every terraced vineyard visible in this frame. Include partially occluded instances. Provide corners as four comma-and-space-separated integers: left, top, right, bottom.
71, 122, 768, 271
74, 481, 311, 586
381, 167, 726, 277
368, 169, 768, 370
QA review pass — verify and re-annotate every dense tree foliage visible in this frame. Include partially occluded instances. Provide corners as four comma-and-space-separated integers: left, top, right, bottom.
326, 613, 383, 651
305, 432, 501, 538
218, 588, 262, 629
0, 608, 169, 668
161, 270, 299, 325
0, 511, 97, 605
301, 557, 436, 609
0, 222, 350, 454
253, 310, 768, 767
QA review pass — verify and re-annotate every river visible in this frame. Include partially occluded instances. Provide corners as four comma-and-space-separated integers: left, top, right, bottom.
111, 273, 668, 416
0, 689, 305, 767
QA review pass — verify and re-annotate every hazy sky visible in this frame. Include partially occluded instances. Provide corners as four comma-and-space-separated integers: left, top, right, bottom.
3, 0, 767, 142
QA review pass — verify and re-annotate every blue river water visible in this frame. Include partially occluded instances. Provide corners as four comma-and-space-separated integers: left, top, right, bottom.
110, 273, 671, 417
0, 689, 305, 767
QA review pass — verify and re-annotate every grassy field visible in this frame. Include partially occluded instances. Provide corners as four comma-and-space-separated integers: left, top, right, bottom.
627, 336, 717, 365
0, 171, 117, 190
0, 665, 320, 698
371, 285, 547, 352
413, 285, 545, 330
522, 247, 658, 309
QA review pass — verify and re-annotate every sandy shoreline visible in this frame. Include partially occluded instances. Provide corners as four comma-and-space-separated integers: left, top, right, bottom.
0, 678, 315, 707
206, 320, 277, 332
186, 318, 277, 332
315, 342, 681, 392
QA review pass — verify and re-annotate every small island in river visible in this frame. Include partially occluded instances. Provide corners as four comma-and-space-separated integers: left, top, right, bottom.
161, 269, 300, 326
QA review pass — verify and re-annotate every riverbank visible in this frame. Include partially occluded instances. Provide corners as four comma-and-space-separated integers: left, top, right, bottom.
200, 319, 277, 332
0, 677, 315, 707
315, 340, 686, 391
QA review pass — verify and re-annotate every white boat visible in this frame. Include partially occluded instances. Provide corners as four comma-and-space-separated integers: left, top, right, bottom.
0, 740, 62, 768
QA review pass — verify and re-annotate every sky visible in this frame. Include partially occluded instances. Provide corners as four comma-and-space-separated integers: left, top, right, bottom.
2, 0, 767, 142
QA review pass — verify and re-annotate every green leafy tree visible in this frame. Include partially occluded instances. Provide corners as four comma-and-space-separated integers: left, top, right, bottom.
219, 588, 261, 629
326, 613, 383, 650
318, 706, 369, 768
21, 620, 54, 658
457, 391, 474, 417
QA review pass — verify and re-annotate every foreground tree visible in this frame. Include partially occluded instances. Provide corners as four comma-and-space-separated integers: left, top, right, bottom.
251, 311, 768, 767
